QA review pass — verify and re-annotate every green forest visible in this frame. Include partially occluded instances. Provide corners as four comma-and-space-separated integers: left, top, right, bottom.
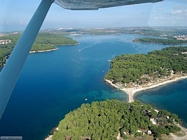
52, 100, 181, 140
134, 37, 187, 45
0, 33, 78, 67
105, 47, 187, 86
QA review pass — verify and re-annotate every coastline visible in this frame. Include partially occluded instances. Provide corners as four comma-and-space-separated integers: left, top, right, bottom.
105, 75, 187, 103
0, 43, 79, 68
45, 135, 52, 140
29, 43, 79, 54
30, 48, 58, 54
170, 124, 187, 140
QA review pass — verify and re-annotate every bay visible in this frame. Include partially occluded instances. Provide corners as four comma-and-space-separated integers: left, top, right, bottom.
0, 34, 186, 140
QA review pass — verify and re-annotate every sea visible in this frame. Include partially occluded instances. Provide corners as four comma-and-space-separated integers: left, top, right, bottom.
0, 34, 186, 140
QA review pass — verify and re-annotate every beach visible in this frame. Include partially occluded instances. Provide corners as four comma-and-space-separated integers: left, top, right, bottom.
30, 48, 58, 53
45, 135, 52, 140
105, 75, 187, 103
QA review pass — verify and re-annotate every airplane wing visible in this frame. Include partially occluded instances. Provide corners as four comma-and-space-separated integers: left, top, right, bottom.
55, 0, 163, 10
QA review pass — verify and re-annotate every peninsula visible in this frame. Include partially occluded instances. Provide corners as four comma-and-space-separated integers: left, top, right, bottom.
105, 47, 187, 102
47, 100, 186, 140
0, 32, 78, 67
133, 37, 187, 45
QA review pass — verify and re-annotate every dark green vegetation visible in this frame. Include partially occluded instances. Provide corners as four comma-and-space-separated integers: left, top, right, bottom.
52, 100, 181, 140
105, 47, 187, 86
134, 37, 187, 45
0, 33, 77, 67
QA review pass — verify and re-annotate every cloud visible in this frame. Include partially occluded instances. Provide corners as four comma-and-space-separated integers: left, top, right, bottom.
148, 2, 187, 26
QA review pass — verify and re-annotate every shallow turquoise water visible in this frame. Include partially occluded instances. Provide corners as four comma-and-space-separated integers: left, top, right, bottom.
0, 34, 186, 140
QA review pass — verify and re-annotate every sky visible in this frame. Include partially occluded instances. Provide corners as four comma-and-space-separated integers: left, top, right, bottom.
0, 0, 187, 32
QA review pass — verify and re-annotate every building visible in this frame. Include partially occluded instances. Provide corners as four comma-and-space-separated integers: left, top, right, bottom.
0, 39, 11, 45
174, 35, 187, 41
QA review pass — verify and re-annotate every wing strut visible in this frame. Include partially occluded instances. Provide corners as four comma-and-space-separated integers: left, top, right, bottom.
0, 0, 54, 119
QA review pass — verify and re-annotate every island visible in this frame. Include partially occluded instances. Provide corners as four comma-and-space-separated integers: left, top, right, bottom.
133, 37, 187, 45
46, 100, 187, 140
105, 47, 187, 102
0, 32, 78, 67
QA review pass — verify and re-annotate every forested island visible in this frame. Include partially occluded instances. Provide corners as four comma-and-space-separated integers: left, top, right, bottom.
134, 37, 187, 45
0, 33, 78, 67
105, 47, 187, 102
47, 100, 186, 140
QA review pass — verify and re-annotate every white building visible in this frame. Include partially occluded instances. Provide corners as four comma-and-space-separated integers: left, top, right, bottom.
174, 35, 187, 41
0, 40, 11, 45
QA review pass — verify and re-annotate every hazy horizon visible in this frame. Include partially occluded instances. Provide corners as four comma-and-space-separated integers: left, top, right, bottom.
1, 0, 187, 32
1, 26, 187, 33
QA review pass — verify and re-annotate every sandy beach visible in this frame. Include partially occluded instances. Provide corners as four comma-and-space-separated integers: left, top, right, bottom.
30, 48, 58, 54
45, 135, 52, 140
105, 75, 187, 103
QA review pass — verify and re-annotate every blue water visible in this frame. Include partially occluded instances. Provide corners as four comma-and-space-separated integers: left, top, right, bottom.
0, 34, 186, 140
136, 79, 187, 127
